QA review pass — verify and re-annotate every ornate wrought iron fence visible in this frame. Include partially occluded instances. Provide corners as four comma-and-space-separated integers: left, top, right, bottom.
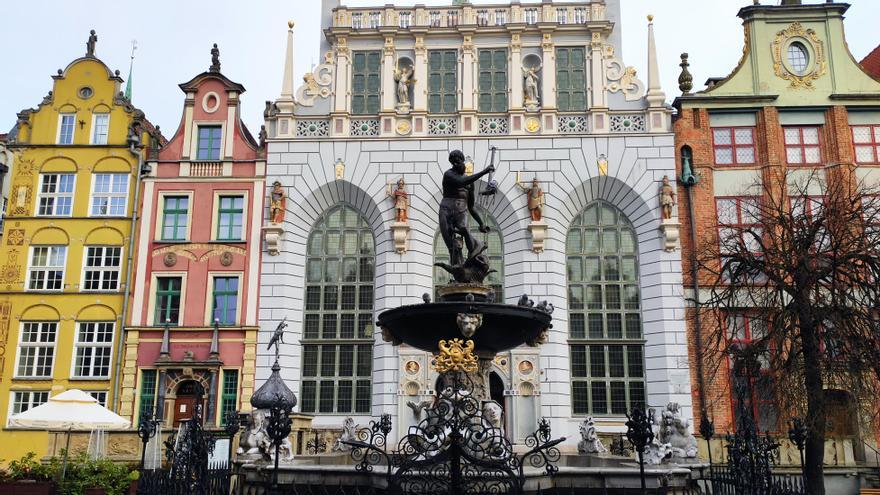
341, 371, 564, 495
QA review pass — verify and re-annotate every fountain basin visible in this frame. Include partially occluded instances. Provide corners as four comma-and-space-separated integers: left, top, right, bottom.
377, 302, 552, 354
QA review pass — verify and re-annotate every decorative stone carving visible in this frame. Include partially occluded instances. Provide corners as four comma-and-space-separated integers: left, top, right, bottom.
269, 181, 286, 224
163, 252, 177, 267
86, 30, 98, 58
482, 401, 503, 431
605, 55, 645, 102
334, 158, 345, 180
578, 417, 608, 454
406, 399, 432, 418
219, 251, 233, 267
237, 409, 272, 457
656, 403, 698, 460
386, 179, 410, 254
295, 52, 334, 107
678, 53, 693, 95
523, 64, 542, 112
517, 174, 544, 222
394, 63, 414, 113
432, 338, 478, 374
332, 417, 356, 452
209, 43, 221, 72
772, 22, 827, 89
455, 313, 483, 339
659, 176, 680, 251
263, 225, 284, 256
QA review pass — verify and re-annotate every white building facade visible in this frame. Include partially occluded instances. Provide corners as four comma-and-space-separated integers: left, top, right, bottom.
259, 0, 691, 449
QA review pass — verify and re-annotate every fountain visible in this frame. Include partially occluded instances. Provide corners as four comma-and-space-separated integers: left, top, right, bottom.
378, 149, 553, 399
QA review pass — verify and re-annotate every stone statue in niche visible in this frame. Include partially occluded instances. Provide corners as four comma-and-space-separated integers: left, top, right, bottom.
386, 178, 409, 223
659, 175, 676, 220
394, 64, 414, 110
269, 182, 286, 225
435, 150, 495, 284
523, 64, 542, 111
516, 174, 545, 222
86, 30, 98, 58
578, 416, 608, 454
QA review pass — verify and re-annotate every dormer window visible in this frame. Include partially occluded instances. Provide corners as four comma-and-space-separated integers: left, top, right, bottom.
197, 125, 222, 161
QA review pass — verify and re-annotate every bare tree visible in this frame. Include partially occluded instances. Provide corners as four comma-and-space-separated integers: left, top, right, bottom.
695, 170, 880, 495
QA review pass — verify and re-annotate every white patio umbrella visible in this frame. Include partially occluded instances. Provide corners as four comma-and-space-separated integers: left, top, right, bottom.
8, 389, 131, 478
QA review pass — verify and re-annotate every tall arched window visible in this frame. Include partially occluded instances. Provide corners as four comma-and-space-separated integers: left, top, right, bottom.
433, 206, 504, 299
301, 205, 375, 414
567, 201, 645, 416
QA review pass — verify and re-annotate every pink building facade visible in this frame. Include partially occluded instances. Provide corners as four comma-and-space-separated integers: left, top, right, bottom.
119, 57, 265, 427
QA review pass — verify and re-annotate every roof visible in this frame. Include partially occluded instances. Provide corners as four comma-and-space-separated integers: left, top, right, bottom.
861, 44, 880, 79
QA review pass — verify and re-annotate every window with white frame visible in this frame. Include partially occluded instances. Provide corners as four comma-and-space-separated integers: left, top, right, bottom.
92, 114, 110, 145
16, 322, 58, 378
88, 391, 108, 407
58, 114, 75, 145
852, 125, 880, 164
9, 391, 49, 418
90, 174, 128, 216
28, 246, 66, 291
73, 322, 114, 378
37, 174, 74, 216
83, 246, 121, 291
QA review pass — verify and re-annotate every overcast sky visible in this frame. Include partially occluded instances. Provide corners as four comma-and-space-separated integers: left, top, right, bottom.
0, 0, 875, 137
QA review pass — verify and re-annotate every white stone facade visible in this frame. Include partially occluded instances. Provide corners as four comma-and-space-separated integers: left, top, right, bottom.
259, 133, 691, 448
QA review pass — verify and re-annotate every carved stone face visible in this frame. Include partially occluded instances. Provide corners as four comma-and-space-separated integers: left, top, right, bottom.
456, 313, 483, 339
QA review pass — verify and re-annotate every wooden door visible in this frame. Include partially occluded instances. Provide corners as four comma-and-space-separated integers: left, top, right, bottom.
173, 396, 196, 427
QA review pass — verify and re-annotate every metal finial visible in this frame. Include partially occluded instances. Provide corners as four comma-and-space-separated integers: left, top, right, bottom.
288, 20, 295, 29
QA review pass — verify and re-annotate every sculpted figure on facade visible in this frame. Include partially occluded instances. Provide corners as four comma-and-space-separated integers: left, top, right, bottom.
269, 181, 286, 224
86, 30, 98, 58
332, 417, 356, 452
656, 402, 698, 459
386, 178, 409, 223
578, 416, 608, 454
210, 43, 221, 72
435, 151, 495, 284
523, 65, 541, 108
517, 175, 545, 222
455, 312, 483, 339
395, 65, 413, 105
659, 175, 676, 220
237, 409, 269, 456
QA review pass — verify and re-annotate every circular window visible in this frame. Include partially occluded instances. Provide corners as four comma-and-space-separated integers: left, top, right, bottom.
78, 87, 94, 99
787, 42, 810, 75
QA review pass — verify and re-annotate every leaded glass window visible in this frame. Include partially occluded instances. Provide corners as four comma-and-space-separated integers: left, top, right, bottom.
568, 202, 645, 416
429, 50, 458, 114
301, 205, 375, 414
556, 47, 587, 112
433, 206, 503, 300
351, 51, 381, 115
478, 49, 508, 113
220, 369, 239, 426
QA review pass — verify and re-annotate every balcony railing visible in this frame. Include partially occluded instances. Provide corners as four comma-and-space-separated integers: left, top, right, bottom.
337, 2, 601, 30
190, 161, 223, 177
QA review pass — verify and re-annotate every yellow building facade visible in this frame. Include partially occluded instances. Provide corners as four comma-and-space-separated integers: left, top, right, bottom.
0, 44, 161, 463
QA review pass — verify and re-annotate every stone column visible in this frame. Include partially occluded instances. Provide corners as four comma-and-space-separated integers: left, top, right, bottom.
155, 370, 167, 424
413, 36, 428, 113
331, 38, 351, 137
540, 33, 556, 111
589, 31, 608, 132
381, 36, 396, 113
460, 34, 477, 136
510, 33, 524, 111
206, 370, 218, 425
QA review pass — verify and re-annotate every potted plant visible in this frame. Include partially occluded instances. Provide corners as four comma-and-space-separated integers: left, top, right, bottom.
0, 452, 56, 495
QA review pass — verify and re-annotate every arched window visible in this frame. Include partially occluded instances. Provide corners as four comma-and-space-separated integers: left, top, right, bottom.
301, 205, 375, 414
433, 206, 504, 299
567, 201, 645, 416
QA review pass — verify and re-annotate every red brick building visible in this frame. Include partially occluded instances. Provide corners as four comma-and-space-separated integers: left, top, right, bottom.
674, 1, 880, 465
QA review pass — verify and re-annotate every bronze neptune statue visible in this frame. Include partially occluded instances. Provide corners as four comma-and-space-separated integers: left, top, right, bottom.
435, 150, 495, 284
